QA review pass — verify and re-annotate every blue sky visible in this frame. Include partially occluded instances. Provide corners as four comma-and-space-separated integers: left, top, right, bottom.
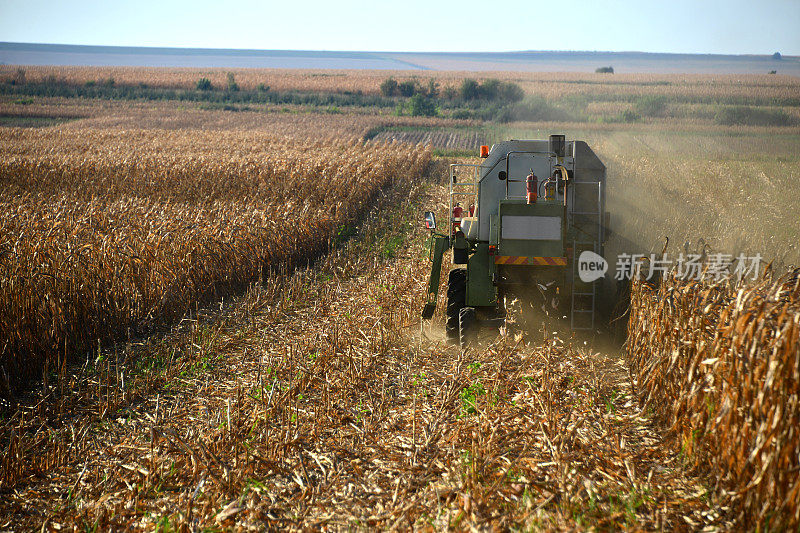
0, 0, 798, 55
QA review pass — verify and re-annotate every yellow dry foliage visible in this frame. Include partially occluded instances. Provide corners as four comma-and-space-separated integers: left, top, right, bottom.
628, 272, 800, 529
0, 128, 431, 392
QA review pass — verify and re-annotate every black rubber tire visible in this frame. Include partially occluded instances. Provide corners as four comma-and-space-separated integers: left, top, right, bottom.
446, 269, 467, 344
459, 306, 477, 349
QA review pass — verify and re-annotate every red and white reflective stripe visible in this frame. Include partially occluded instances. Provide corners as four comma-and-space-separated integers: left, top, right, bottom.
494, 256, 567, 266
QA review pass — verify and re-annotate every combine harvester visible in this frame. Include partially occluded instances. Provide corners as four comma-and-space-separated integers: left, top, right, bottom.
421, 135, 610, 345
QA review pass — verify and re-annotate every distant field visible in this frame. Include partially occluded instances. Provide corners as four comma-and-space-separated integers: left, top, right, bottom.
2, 43, 799, 75
3, 66, 799, 131
3, 65, 799, 101
2, 67, 799, 268
394, 51, 800, 75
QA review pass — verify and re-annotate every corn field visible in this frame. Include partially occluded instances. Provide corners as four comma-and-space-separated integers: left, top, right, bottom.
0, 126, 797, 528
4, 65, 799, 102
1, 72, 798, 527
0, 177, 734, 530
628, 271, 800, 529
0, 128, 431, 395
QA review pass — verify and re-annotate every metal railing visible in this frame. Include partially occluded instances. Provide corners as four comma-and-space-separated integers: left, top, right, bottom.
449, 163, 480, 234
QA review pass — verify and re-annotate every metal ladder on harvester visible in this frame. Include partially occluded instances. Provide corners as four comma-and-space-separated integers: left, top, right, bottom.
449, 163, 480, 228
570, 180, 603, 331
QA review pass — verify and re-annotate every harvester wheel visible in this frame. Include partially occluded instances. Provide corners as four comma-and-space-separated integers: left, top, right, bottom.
446, 269, 467, 344
459, 307, 477, 349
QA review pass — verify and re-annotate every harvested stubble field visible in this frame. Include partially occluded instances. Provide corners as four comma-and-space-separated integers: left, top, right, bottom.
372, 129, 488, 151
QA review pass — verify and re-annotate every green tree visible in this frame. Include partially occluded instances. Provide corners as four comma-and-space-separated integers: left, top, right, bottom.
226, 72, 239, 92
380, 77, 399, 96
460, 79, 480, 100
498, 82, 524, 103
196, 78, 213, 91
398, 80, 417, 97
408, 94, 436, 116
480, 79, 501, 100
442, 86, 458, 100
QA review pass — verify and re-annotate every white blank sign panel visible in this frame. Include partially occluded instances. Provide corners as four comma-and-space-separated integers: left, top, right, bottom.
501, 216, 561, 240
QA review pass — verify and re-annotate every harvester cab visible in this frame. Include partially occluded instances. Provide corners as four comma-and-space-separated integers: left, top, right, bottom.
422, 135, 609, 345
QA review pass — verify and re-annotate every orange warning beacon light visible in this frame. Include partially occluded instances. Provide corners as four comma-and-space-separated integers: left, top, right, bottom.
479, 145, 489, 158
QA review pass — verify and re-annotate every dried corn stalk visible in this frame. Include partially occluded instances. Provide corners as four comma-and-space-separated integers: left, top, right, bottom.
628, 271, 800, 528
0, 128, 431, 394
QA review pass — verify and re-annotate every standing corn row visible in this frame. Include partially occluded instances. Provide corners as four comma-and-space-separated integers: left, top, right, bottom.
627, 272, 800, 528
0, 128, 431, 395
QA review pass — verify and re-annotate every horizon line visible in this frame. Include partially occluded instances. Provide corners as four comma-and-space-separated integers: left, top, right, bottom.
0, 41, 793, 58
